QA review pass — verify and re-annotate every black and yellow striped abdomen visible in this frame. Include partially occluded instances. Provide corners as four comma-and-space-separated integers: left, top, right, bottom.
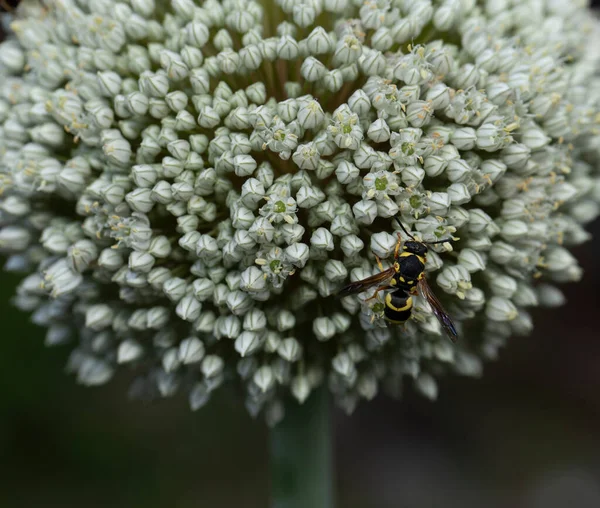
384, 290, 413, 324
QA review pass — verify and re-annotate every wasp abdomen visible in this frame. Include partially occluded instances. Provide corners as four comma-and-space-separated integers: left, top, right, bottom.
384, 290, 413, 324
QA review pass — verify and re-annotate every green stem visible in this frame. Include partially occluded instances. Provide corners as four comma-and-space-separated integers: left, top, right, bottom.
269, 386, 335, 508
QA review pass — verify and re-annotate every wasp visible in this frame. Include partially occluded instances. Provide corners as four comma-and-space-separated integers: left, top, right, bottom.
338, 222, 458, 342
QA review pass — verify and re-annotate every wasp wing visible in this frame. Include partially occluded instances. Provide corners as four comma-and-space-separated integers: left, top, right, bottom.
338, 268, 396, 298
417, 277, 458, 342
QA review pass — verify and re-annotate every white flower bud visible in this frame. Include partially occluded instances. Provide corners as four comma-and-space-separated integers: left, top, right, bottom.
537, 284, 566, 308
197, 105, 221, 128
103, 137, 132, 165
231, 154, 256, 177
500, 219, 528, 241
467, 209, 493, 234
451, 127, 477, 150
521, 124, 551, 150
177, 337, 205, 365
489, 273, 518, 298
513, 284, 538, 308
243, 82, 265, 105
201, 355, 224, 378
186, 21, 210, 47
332, 351, 355, 379
164, 91, 188, 113
226, 289, 252, 315
126, 188, 154, 213
277, 35, 300, 60
486, 82, 512, 105
176, 294, 202, 322
291, 375, 311, 404
486, 296, 518, 322
297, 100, 325, 130
217, 49, 240, 74
348, 89, 371, 115
285, 243, 310, 267
97, 248, 124, 271
118, 340, 144, 364
323, 69, 344, 92
322, 259, 347, 282
301, 56, 327, 81
306, 26, 333, 54
309, 229, 334, 253
162, 348, 181, 373
189, 384, 210, 411
458, 248, 486, 273
415, 373, 437, 400
453, 64, 480, 89
367, 118, 391, 143
180, 45, 203, 68
84, 304, 113, 331
501, 143, 530, 170
240, 266, 267, 292
436, 265, 472, 299
352, 199, 378, 224
67, 240, 98, 273
446, 159, 472, 183
277, 337, 302, 362
292, 143, 321, 170
162, 277, 188, 302
148, 98, 170, 118
0, 226, 31, 252
148, 268, 171, 290
334, 160, 359, 184
370, 232, 396, 258
401, 165, 425, 187
426, 83, 451, 110
139, 71, 170, 98
296, 185, 325, 208
30, 123, 65, 147
254, 365, 275, 393
406, 101, 433, 128
214, 315, 241, 340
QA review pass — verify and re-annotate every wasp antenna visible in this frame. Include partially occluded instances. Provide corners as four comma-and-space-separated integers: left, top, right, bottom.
394, 219, 416, 241
425, 238, 453, 245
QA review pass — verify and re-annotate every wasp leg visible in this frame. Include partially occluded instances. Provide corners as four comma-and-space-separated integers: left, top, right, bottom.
365, 285, 393, 302
394, 232, 402, 258
375, 255, 385, 272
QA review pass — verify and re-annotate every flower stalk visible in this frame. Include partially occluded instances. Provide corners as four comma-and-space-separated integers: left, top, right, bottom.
270, 386, 334, 508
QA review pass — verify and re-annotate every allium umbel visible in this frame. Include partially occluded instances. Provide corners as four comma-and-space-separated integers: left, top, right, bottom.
1, 0, 599, 423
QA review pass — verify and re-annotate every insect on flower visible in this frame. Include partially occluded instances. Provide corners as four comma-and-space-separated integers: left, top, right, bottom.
339, 221, 458, 342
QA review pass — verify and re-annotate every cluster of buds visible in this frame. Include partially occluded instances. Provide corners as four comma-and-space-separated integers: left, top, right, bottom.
1, 0, 599, 424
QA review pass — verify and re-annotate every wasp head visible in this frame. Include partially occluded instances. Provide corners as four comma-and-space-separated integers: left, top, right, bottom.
403, 241, 428, 256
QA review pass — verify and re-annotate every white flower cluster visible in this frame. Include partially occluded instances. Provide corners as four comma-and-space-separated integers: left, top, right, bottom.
1, 0, 599, 423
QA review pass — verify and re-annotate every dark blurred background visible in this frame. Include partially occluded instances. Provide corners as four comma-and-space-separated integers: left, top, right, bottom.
2, 1, 600, 506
